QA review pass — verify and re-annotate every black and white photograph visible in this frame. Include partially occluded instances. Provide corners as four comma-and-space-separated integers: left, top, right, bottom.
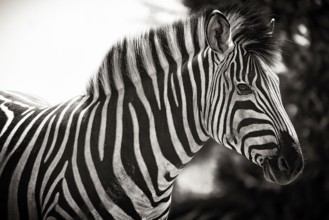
0, 0, 328, 219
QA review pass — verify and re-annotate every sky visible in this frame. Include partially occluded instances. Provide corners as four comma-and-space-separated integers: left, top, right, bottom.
0, 0, 187, 104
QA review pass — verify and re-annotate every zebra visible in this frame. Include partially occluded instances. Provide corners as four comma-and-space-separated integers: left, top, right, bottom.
0, 5, 304, 220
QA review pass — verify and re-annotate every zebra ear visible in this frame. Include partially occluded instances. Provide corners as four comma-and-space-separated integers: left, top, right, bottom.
268, 18, 275, 35
206, 10, 232, 54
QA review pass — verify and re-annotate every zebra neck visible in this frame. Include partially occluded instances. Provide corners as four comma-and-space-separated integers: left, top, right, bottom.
86, 14, 211, 169
91, 14, 210, 161
89, 13, 209, 138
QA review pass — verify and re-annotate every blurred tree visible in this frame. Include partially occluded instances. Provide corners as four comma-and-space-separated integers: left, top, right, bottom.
170, 0, 329, 219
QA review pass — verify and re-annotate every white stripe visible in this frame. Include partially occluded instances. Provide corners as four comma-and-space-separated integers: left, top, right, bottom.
98, 97, 110, 161
126, 41, 140, 84
112, 48, 124, 90
99, 57, 112, 96
170, 74, 179, 107
204, 49, 215, 126
91, 72, 100, 98
238, 47, 244, 81
55, 204, 74, 220
197, 16, 206, 52
21, 107, 35, 116
0, 103, 14, 137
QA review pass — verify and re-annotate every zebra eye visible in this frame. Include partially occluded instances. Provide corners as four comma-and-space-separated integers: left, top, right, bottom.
237, 83, 253, 95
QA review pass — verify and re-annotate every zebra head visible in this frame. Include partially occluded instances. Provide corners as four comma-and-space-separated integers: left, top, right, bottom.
204, 10, 304, 185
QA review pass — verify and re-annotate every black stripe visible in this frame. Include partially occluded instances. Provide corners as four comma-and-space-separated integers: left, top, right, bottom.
248, 142, 278, 161
237, 118, 273, 133
228, 100, 264, 144
99, 92, 141, 219
240, 129, 277, 157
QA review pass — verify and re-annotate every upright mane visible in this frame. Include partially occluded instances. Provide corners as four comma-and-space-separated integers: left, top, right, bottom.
86, 4, 280, 97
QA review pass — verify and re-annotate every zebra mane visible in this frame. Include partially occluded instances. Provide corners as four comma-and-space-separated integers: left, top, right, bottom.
86, 4, 280, 97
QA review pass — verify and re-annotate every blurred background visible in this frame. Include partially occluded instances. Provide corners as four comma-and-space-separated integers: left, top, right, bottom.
1, 0, 328, 219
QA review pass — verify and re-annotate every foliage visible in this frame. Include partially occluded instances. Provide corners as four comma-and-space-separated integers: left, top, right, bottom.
170, 0, 329, 219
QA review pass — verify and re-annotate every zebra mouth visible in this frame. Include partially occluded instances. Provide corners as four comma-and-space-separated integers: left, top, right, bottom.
263, 159, 281, 184
262, 155, 303, 185
263, 159, 292, 185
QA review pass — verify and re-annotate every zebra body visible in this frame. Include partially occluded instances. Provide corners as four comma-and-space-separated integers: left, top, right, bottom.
0, 5, 303, 220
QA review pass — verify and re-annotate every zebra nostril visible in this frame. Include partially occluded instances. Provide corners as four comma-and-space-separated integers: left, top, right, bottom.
278, 156, 289, 172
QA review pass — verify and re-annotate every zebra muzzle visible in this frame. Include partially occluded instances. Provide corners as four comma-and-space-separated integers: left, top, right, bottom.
262, 132, 304, 185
